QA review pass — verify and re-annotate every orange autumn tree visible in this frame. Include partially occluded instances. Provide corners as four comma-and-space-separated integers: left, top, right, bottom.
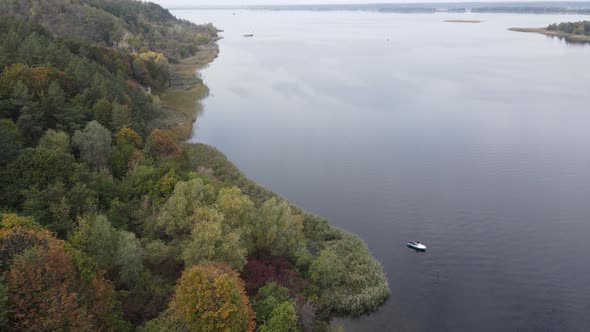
148, 129, 182, 158
116, 127, 144, 149
0, 214, 125, 331
0, 63, 71, 94
169, 262, 255, 332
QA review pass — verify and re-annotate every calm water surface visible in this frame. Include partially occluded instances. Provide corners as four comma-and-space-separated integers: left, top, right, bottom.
174, 9, 590, 332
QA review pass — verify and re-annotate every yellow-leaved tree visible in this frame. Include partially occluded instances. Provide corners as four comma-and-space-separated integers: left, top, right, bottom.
169, 262, 256, 332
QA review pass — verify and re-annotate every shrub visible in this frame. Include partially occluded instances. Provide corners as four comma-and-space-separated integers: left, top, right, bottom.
241, 257, 305, 294
309, 232, 390, 317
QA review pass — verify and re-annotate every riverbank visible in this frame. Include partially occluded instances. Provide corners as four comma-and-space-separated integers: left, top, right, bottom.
158, 41, 220, 140
158, 35, 391, 325
509, 27, 590, 43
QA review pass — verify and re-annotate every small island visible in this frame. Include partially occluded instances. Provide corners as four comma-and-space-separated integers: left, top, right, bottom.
510, 21, 590, 43
445, 19, 482, 23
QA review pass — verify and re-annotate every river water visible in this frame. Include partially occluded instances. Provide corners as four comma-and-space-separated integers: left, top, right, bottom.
174, 9, 590, 332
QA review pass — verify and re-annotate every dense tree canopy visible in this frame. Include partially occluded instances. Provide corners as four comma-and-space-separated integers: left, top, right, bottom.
39, 129, 70, 152
0, 119, 22, 165
181, 216, 248, 271
156, 178, 216, 237
72, 120, 112, 170
548, 21, 590, 36
251, 198, 305, 258
0, 0, 390, 330
70, 215, 143, 287
1, 216, 125, 330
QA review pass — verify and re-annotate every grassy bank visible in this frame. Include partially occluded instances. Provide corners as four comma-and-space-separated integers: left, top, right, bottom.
158, 42, 220, 140
509, 27, 590, 43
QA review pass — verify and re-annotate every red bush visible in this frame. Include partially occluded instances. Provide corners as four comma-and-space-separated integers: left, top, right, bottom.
241, 256, 306, 295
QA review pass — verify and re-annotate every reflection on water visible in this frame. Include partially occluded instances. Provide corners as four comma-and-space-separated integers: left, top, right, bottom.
176, 9, 590, 332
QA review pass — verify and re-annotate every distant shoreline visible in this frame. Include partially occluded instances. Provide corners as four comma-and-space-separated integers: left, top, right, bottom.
167, 2, 590, 15
509, 27, 590, 43
445, 19, 482, 23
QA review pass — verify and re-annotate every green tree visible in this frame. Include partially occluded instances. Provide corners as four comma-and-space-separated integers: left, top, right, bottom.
0, 276, 8, 329
252, 282, 292, 325
13, 81, 43, 145
143, 240, 176, 268
111, 140, 134, 178
39, 129, 70, 152
0, 118, 22, 166
72, 120, 112, 170
259, 301, 298, 332
181, 215, 247, 271
157, 178, 216, 237
111, 102, 132, 130
132, 57, 151, 86
216, 186, 255, 228
70, 215, 143, 287
116, 231, 144, 285
1, 147, 76, 210
112, 127, 143, 178
22, 181, 72, 236
251, 198, 304, 257
38, 81, 66, 130
93, 98, 113, 130
6, 147, 75, 188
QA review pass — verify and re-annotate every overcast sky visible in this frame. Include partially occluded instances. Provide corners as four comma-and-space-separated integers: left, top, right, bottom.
151, 0, 570, 7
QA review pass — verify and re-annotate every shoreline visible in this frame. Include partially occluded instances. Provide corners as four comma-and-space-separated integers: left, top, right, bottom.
445, 19, 482, 23
158, 41, 220, 140
159, 36, 391, 322
509, 27, 590, 43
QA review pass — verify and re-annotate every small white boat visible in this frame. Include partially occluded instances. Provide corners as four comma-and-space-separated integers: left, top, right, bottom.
407, 241, 427, 252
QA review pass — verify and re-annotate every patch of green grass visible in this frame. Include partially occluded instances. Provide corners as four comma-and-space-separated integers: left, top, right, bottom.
156, 44, 219, 140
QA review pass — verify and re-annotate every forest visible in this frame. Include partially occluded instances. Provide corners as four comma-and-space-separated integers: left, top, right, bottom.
0, 0, 390, 331
547, 21, 590, 36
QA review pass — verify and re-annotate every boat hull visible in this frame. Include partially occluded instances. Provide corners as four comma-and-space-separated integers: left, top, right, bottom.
406, 243, 427, 252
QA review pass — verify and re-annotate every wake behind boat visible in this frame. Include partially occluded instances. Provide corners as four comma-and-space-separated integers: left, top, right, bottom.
407, 241, 427, 252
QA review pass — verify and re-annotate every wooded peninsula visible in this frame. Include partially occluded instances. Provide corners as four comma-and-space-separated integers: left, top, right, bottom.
510, 21, 590, 43
0, 0, 390, 331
